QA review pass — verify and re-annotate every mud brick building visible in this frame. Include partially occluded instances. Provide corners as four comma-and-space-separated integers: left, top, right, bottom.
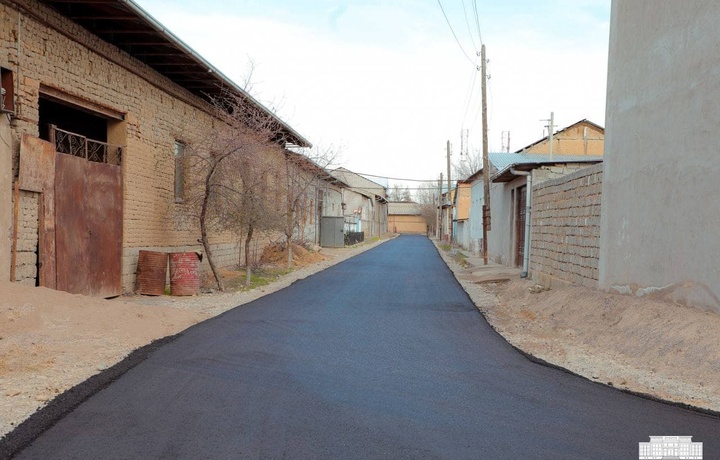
0, 0, 309, 295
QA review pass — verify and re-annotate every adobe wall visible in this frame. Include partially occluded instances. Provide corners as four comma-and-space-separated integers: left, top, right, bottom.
531, 163, 603, 288
0, 0, 287, 292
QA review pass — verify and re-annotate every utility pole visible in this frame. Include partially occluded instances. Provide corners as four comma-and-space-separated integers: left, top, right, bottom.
541, 112, 557, 159
437, 173, 443, 239
481, 44, 491, 265
549, 111, 555, 159
446, 140, 453, 244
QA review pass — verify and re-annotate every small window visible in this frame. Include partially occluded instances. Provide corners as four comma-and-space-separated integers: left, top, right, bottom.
174, 141, 185, 202
1, 67, 14, 113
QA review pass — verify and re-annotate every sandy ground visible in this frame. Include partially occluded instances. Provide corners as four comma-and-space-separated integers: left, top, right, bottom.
0, 237, 391, 438
436, 244, 720, 414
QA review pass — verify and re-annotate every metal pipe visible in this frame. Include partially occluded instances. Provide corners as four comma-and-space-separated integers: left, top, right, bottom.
510, 168, 532, 278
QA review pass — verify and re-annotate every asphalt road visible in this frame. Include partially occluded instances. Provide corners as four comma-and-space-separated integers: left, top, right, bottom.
13, 235, 720, 459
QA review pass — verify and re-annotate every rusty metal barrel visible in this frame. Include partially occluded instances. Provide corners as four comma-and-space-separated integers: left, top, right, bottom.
135, 250, 168, 296
169, 252, 200, 296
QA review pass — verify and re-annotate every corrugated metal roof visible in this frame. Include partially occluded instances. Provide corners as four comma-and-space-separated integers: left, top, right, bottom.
332, 168, 388, 202
388, 202, 421, 215
491, 154, 604, 182
37, 0, 311, 148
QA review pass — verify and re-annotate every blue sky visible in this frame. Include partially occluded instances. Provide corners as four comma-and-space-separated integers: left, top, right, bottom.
134, 0, 610, 187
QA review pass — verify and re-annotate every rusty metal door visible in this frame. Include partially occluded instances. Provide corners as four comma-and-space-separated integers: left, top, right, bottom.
55, 153, 122, 297
515, 185, 526, 267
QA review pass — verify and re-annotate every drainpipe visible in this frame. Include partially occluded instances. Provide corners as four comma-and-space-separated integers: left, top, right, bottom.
510, 168, 532, 278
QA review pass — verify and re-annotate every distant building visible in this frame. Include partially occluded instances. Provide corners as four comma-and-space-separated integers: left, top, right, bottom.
516, 119, 604, 156
388, 202, 426, 234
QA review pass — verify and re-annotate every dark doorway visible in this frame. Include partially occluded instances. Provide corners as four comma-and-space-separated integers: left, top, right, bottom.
38, 96, 107, 143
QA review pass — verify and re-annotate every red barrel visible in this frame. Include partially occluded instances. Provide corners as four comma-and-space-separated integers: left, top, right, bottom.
169, 252, 200, 296
135, 250, 168, 296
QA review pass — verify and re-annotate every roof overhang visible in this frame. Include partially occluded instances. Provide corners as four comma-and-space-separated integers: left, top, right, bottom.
285, 151, 348, 187
492, 159, 602, 183
38, 0, 311, 148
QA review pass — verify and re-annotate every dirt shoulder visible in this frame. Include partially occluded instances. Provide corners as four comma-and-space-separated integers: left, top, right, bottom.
435, 242, 720, 414
0, 236, 392, 438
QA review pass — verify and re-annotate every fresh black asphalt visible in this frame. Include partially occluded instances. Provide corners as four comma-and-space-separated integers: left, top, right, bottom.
8, 235, 720, 459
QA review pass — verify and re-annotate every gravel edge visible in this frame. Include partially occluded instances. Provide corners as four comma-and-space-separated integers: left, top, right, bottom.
431, 241, 720, 420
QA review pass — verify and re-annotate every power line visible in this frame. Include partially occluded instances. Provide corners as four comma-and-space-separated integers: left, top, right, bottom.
335, 170, 441, 183
472, 0, 484, 46
460, 62, 479, 129
461, 0, 479, 53
436, 0, 476, 65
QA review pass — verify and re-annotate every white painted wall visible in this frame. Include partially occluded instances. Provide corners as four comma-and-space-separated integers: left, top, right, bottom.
469, 180, 484, 255
599, 0, 720, 311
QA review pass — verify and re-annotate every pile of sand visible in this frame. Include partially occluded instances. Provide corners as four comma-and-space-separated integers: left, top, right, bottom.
488, 279, 720, 411
260, 243, 326, 268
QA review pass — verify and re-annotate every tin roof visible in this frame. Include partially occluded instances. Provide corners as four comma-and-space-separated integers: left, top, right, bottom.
388, 202, 421, 215
332, 168, 388, 203
38, 0, 310, 148
492, 154, 603, 182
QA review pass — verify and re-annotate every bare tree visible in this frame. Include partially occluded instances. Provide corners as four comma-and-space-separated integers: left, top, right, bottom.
182, 90, 290, 291
214, 152, 283, 286
453, 149, 483, 181
388, 184, 412, 202
415, 180, 441, 235
282, 145, 342, 268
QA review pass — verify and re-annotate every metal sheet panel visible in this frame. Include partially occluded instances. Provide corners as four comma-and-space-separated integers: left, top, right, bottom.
55, 153, 122, 297
55, 153, 89, 295
85, 160, 123, 297
320, 216, 344, 248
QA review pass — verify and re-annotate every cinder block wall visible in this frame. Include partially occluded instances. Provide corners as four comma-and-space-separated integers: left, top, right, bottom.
530, 163, 603, 287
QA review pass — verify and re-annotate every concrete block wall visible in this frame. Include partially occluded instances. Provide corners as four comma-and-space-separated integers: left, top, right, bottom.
530, 163, 603, 287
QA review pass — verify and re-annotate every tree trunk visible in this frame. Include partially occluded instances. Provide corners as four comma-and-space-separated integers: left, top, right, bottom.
245, 224, 254, 286
200, 161, 225, 291
286, 201, 294, 269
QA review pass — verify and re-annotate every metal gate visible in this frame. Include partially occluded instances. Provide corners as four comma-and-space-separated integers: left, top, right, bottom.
515, 185, 526, 267
55, 153, 123, 297
320, 216, 344, 248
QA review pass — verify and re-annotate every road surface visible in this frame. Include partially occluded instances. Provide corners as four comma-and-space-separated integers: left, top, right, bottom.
13, 235, 720, 459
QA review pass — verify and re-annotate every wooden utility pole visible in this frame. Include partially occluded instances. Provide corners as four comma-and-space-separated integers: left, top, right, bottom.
481, 44, 491, 265
549, 111, 555, 160
446, 140, 452, 244
437, 173, 443, 239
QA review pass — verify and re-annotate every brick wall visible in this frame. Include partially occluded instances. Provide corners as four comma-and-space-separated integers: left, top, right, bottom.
1, 0, 290, 291
530, 163, 603, 287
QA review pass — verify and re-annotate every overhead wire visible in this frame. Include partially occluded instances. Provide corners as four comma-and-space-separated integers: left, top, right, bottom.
460, 0, 479, 53
337, 171, 441, 183
472, 0, 484, 46
436, 0, 476, 66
